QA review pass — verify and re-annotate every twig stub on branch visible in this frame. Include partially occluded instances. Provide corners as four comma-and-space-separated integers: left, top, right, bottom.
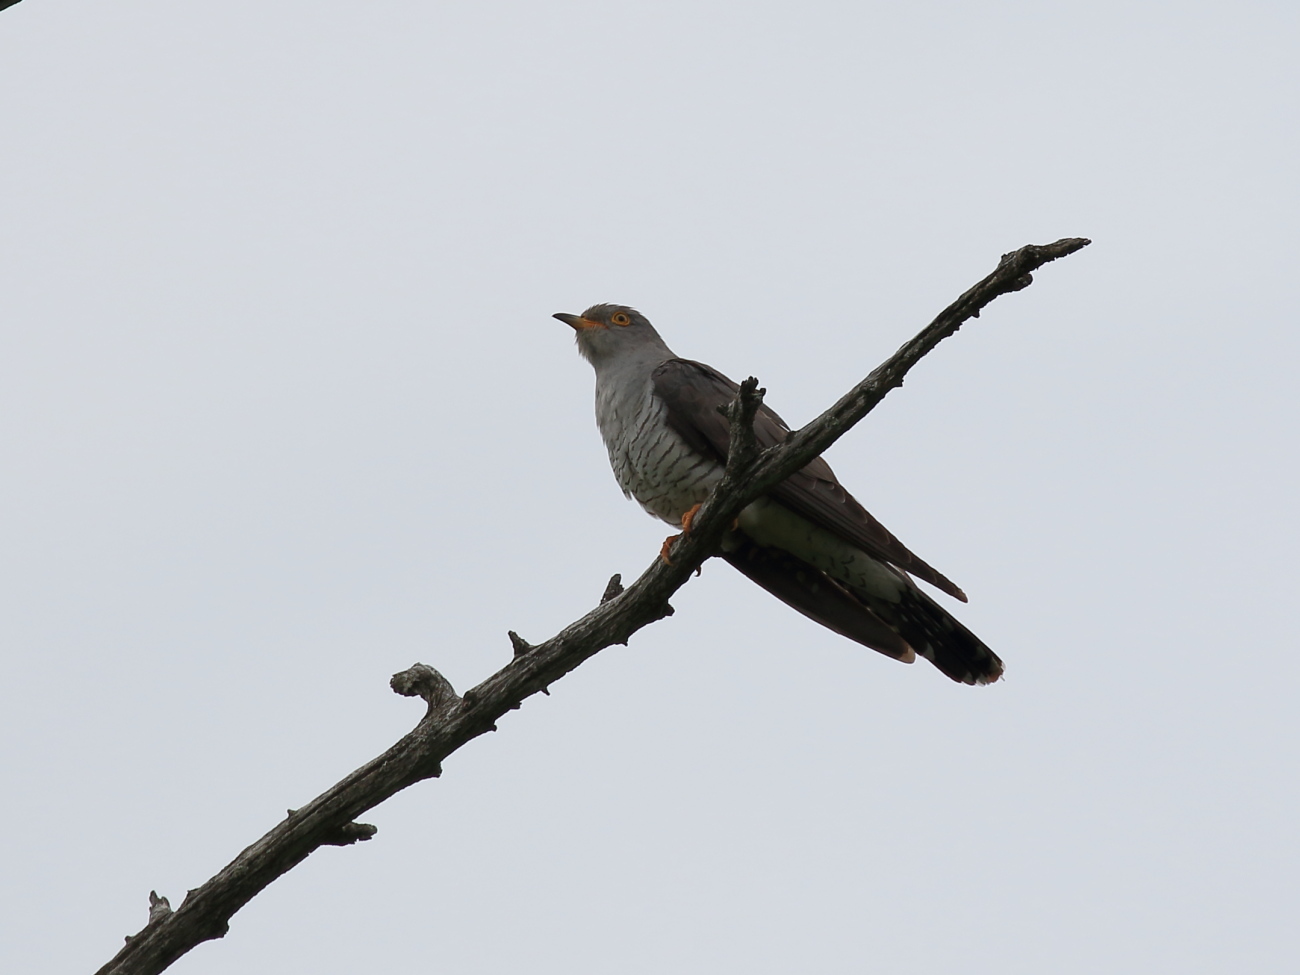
390, 664, 459, 711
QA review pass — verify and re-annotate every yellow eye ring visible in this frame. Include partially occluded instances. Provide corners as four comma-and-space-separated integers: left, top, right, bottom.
611, 312, 631, 326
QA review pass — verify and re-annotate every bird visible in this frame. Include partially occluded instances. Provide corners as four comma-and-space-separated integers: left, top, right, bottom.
555, 302, 1004, 685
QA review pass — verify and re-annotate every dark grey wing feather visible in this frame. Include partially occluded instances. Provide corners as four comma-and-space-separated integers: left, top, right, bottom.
724, 535, 1002, 684
721, 536, 914, 661
651, 358, 968, 601
650, 358, 791, 457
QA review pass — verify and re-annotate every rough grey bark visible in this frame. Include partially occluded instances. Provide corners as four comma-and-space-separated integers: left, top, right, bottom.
94, 238, 1089, 975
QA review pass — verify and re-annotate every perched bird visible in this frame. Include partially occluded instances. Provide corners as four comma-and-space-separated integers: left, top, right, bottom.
555, 303, 1003, 685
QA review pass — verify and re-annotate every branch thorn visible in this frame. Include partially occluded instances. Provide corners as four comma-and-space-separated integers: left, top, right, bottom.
601, 573, 624, 603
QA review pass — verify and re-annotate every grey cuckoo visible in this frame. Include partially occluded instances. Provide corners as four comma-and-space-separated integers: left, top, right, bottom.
556, 303, 1003, 685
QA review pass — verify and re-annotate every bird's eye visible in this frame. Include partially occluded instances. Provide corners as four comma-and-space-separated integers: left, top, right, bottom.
611, 312, 631, 326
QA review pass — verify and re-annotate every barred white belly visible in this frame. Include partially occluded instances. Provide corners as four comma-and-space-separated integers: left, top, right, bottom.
597, 382, 721, 527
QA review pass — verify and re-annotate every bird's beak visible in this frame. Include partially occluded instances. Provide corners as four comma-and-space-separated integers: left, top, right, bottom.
554, 312, 602, 330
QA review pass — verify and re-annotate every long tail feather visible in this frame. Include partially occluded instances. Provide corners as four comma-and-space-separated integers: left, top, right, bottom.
723, 537, 1002, 685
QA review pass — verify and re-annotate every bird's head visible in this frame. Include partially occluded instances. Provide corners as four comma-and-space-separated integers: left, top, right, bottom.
554, 303, 671, 367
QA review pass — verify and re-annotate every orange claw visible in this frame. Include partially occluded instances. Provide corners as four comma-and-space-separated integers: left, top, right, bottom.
680, 502, 703, 533
661, 503, 705, 565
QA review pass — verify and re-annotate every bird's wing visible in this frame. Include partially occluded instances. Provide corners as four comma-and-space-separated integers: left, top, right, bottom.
720, 535, 915, 662
651, 357, 968, 602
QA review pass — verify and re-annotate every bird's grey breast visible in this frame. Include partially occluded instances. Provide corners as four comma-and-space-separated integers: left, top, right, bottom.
594, 369, 722, 526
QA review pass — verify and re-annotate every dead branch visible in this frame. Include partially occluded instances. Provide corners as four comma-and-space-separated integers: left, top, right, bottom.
94, 238, 1089, 975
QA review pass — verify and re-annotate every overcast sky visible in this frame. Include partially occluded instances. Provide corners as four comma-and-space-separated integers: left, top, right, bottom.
2, 1, 1298, 972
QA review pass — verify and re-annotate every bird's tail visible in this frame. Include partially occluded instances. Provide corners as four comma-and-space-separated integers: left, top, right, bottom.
723, 539, 1002, 685
870, 579, 1004, 685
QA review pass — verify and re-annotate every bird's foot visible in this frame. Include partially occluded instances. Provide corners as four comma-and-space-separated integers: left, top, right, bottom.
659, 503, 704, 565
680, 502, 702, 533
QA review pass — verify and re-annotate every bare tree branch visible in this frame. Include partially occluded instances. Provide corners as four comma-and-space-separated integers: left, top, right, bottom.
94, 238, 1089, 975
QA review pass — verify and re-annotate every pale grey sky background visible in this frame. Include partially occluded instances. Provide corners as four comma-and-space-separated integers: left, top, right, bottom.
2, 1, 1297, 972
